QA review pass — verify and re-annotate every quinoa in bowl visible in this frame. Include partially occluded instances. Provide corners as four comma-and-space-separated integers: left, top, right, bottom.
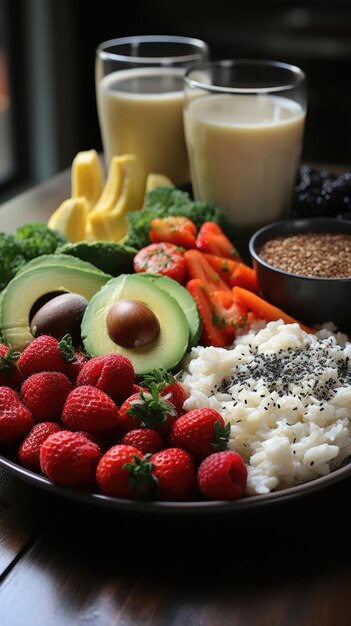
249, 217, 351, 329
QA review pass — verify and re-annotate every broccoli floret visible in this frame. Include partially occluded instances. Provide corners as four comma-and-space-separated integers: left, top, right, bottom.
0, 233, 27, 291
124, 186, 228, 250
15, 222, 67, 259
0, 223, 68, 291
144, 186, 192, 211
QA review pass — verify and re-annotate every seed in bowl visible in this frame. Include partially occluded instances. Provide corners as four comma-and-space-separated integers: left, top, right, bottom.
258, 232, 351, 278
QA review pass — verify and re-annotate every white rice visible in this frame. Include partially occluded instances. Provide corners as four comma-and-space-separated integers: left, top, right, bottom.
181, 321, 351, 495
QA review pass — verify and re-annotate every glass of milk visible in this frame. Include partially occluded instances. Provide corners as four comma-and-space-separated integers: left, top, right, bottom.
184, 60, 306, 237
95, 35, 209, 186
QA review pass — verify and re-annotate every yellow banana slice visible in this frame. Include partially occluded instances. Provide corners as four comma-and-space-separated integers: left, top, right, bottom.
88, 154, 146, 241
71, 149, 104, 211
145, 172, 174, 192
48, 197, 88, 243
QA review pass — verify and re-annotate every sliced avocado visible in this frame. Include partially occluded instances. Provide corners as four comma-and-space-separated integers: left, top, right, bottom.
1, 263, 111, 351
81, 274, 189, 375
57, 241, 137, 276
139, 273, 201, 347
15, 253, 106, 276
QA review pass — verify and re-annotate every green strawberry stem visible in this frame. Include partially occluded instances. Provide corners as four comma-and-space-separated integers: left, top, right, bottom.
58, 334, 77, 363
0, 347, 20, 376
211, 420, 231, 452
124, 454, 158, 499
140, 367, 175, 392
126, 385, 177, 429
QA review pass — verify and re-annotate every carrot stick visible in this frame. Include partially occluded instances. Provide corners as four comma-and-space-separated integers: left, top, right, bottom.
232, 286, 315, 334
229, 263, 260, 293
184, 249, 231, 293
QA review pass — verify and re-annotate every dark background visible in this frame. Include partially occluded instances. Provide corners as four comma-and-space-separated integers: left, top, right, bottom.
2, 0, 351, 200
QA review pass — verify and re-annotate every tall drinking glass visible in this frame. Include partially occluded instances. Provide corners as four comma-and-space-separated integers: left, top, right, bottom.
184, 60, 307, 239
96, 35, 209, 185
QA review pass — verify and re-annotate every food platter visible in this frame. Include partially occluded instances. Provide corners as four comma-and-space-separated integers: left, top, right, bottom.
1, 447, 351, 515
1, 161, 351, 515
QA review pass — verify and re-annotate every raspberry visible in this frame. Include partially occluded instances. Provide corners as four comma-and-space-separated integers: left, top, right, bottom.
197, 451, 247, 500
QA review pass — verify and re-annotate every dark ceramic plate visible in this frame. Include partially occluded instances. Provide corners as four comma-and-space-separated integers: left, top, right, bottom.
1, 450, 351, 516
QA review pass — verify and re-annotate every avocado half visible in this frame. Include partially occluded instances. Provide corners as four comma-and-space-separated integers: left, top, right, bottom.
0, 255, 111, 351
81, 274, 190, 375
138, 273, 201, 347
57, 241, 137, 276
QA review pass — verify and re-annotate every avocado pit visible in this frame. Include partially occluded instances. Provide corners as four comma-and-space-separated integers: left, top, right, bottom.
107, 299, 160, 348
30, 292, 88, 345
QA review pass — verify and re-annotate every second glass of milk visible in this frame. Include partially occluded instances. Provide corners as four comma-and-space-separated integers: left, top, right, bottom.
184, 60, 306, 236
95, 35, 209, 186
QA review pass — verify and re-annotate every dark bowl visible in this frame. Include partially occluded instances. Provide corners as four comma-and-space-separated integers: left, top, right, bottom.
249, 217, 351, 330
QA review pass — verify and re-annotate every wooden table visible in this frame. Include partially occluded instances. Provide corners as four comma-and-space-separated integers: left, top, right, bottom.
1, 171, 351, 626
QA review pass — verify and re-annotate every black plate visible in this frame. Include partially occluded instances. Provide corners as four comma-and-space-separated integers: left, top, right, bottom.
1, 449, 351, 516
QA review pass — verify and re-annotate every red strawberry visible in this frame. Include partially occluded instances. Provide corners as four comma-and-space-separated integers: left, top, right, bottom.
120, 428, 165, 455
76, 354, 135, 404
169, 408, 230, 462
18, 421, 62, 471
150, 448, 197, 501
40, 430, 101, 486
65, 351, 90, 385
21, 371, 73, 422
140, 368, 187, 416
96, 444, 145, 498
62, 385, 120, 433
0, 344, 22, 389
118, 387, 177, 435
0, 386, 35, 445
197, 451, 247, 500
17, 334, 76, 378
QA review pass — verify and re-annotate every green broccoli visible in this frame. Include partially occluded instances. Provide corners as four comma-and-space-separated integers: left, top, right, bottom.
0, 233, 27, 291
0, 222, 68, 291
15, 222, 67, 259
123, 186, 228, 249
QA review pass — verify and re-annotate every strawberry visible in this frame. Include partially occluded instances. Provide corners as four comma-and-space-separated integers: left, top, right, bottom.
120, 428, 165, 455
62, 385, 120, 433
65, 351, 90, 385
169, 408, 230, 462
0, 344, 22, 389
149, 216, 197, 249
197, 451, 247, 500
17, 334, 76, 378
0, 386, 35, 445
21, 371, 73, 422
140, 368, 187, 416
76, 354, 135, 405
149, 448, 197, 501
96, 444, 147, 498
40, 430, 101, 486
118, 386, 177, 435
18, 421, 62, 471
196, 221, 242, 261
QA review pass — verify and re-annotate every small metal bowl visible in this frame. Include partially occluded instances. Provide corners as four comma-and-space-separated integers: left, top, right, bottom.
249, 217, 351, 330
